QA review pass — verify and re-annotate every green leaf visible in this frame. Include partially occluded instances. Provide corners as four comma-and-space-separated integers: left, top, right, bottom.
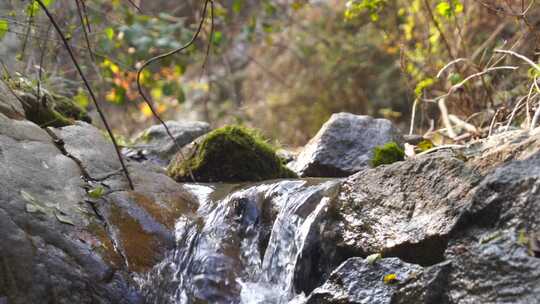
448, 73, 463, 85
232, 0, 244, 14
104, 27, 115, 41
436, 2, 452, 18
88, 186, 105, 199
212, 31, 223, 46
414, 78, 435, 97
0, 19, 9, 40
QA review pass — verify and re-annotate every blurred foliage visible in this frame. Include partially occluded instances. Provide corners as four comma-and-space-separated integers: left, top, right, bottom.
1, 0, 539, 145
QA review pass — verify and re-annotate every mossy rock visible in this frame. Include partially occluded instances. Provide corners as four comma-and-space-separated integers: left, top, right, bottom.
167, 125, 297, 182
370, 141, 405, 167
18, 91, 91, 128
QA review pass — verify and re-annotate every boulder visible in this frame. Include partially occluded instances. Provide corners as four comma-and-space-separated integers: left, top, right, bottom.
291, 153, 480, 295
288, 113, 403, 177
0, 113, 142, 303
393, 231, 540, 304
305, 257, 423, 304
0, 113, 201, 303
130, 120, 211, 165
167, 125, 297, 182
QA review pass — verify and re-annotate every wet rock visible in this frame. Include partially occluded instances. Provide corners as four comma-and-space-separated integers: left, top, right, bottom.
305, 257, 423, 304
56, 121, 200, 273
289, 113, 403, 177
461, 150, 540, 231
57, 121, 123, 177
290, 153, 480, 296
442, 230, 540, 303
0, 113, 142, 303
131, 120, 211, 165
394, 230, 540, 304
336, 155, 480, 265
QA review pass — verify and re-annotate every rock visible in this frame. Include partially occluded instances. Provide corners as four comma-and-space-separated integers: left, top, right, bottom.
289, 113, 403, 177
57, 122, 200, 273
440, 231, 540, 303
167, 125, 297, 182
305, 257, 423, 304
318, 155, 479, 266
131, 120, 211, 165
291, 153, 480, 295
394, 231, 540, 304
0, 113, 142, 303
17, 90, 91, 128
57, 121, 123, 177
0, 82, 25, 119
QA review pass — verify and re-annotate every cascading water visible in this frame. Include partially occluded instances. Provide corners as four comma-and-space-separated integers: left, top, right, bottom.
139, 179, 340, 304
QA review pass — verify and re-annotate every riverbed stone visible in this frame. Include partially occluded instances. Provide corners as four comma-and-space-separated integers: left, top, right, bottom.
288, 113, 403, 177
131, 120, 211, 165
305, 257, 423, 304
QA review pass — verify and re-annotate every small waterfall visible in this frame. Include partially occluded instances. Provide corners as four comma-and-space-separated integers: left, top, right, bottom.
140, 179, 340, 304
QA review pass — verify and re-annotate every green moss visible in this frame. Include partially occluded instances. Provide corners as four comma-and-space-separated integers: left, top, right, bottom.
370, 141, 405, 167
52, 94, 91, 123
10, 76, 91, 128
167, 125, 298, 182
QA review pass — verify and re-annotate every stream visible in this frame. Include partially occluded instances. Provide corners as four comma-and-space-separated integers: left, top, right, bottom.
139, 178, 341, 304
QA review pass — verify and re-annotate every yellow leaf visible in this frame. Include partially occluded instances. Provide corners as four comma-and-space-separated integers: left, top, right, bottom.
139, 103, 153, 118
383, 273, 398, 284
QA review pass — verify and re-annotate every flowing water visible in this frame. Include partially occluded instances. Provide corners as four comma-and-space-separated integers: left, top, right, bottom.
139, 178, 341, 304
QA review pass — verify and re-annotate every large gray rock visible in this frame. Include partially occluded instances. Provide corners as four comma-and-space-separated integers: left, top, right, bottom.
337, 155, 480, 265
289, 113, 403, 177
291, 153, 480, 295
0, 112, 203, 303
130, 120, 211, 165
305, 257, 423, 304
393, 231, 540, 304
301, 133, 540, 304
0, 113, 142, 304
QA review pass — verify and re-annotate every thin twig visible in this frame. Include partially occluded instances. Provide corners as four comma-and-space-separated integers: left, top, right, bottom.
36, 24, 51, 103
495, 49, 540, 72
423, 66, 519, 103
35, 0, 135, 190
75, 0, 95, 62
125, 0, 143, 13
438, 98, 457, 138
436, 58, 468, 78
201, 0, 215, 73
136, 0, 211, 181
409, 98, 419, 135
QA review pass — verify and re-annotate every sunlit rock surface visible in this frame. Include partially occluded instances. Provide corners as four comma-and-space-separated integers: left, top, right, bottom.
128, 120, 211, 166
289, 113, 403, 177
305, 258, 423, 304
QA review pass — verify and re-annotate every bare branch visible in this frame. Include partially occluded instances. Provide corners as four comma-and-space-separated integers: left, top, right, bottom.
35, 0, 135, 190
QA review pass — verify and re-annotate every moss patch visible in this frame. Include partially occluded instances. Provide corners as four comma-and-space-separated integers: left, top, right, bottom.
167, 125, 297, 182
370, 141, 405, 167
18, 92, 91, 128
